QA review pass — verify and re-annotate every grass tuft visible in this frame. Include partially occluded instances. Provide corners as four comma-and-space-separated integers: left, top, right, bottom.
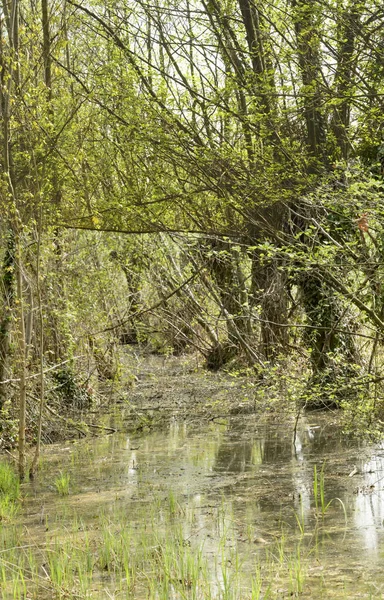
54, 471, 70, 496
0, 461, 20, 500
0, 461, 20, 521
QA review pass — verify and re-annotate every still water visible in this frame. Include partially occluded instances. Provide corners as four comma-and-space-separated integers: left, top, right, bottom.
15, 413, 384, 598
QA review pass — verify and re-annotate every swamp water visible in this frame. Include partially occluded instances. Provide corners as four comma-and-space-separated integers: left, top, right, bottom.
3, 412, 384, 598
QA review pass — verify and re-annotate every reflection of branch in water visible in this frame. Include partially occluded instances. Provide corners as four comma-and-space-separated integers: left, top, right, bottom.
292, 403, 302, 452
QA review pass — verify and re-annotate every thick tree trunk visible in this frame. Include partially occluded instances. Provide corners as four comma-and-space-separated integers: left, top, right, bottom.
332, 2, 360, 159
299, 271, 358, 406
251, 252, 288, 360
292, 0, 327, 168
208, 239, 252, 348
300, 274, 338, 373
248, 203, 289, 361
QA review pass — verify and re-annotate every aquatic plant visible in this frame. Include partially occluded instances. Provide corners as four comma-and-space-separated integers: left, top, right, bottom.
54, 471, 70, 496
313, 463, 347, 522
0, 438, 378, 600
0, 461, 20, 500
313, 463, 330, 516
0, 461, 20, 521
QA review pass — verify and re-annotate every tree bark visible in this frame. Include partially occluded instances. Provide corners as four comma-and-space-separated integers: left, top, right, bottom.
16, 234, 27, 479
0, 232, 16, 409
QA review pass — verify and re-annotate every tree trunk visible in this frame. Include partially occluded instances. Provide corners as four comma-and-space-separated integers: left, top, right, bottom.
208, 239, 252, 347
16, 234, 27, 480
292, 0, 327, 168
332, 1, 360, 159
0, 232, 16, 409
299, 270, 358, 406
251, 251, 288, 360
30, 210, 44, 479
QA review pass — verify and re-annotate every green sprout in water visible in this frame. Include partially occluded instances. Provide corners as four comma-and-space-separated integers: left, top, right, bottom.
54, 471, 70, 496
0, 461, 20, 521
313, 462, 347, 522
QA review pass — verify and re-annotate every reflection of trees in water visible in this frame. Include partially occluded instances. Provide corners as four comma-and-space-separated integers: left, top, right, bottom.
213, 420, 296, 474
292, 421, 359, 522
353, 453, 384, 553
212, 417, 361, 525
214, 438, 253, 473
260, 430, 292, 463
213, 418, 345, 475
213, 419, 264, 474
301, 422, 348, 456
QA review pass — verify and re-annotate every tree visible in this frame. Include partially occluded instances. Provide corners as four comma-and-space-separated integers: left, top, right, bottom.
60, 0, 384, 399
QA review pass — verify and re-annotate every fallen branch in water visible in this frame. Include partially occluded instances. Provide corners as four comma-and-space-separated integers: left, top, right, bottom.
45, 405, 116, 434
86, 423, 116, 433
45, 404, 87, 437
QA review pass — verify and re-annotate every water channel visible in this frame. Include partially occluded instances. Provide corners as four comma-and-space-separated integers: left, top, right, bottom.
7, 407, 384, 599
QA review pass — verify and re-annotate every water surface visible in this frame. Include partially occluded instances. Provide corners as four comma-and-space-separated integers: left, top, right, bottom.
12, 411, 384, 598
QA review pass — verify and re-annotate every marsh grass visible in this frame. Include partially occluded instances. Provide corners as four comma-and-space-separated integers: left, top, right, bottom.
0, 462, 20, 499
0, 478, 376, 599
168, 488, 183, 517
0, 461, 20, 521
288, 545, 306, 595
313, 462, 331, 516
313, 463, 348, 523
53, 472, 70, 496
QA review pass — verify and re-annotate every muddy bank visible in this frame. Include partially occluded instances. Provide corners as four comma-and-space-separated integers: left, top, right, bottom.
3, 350, 297, 452
108, 352, 295, 432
